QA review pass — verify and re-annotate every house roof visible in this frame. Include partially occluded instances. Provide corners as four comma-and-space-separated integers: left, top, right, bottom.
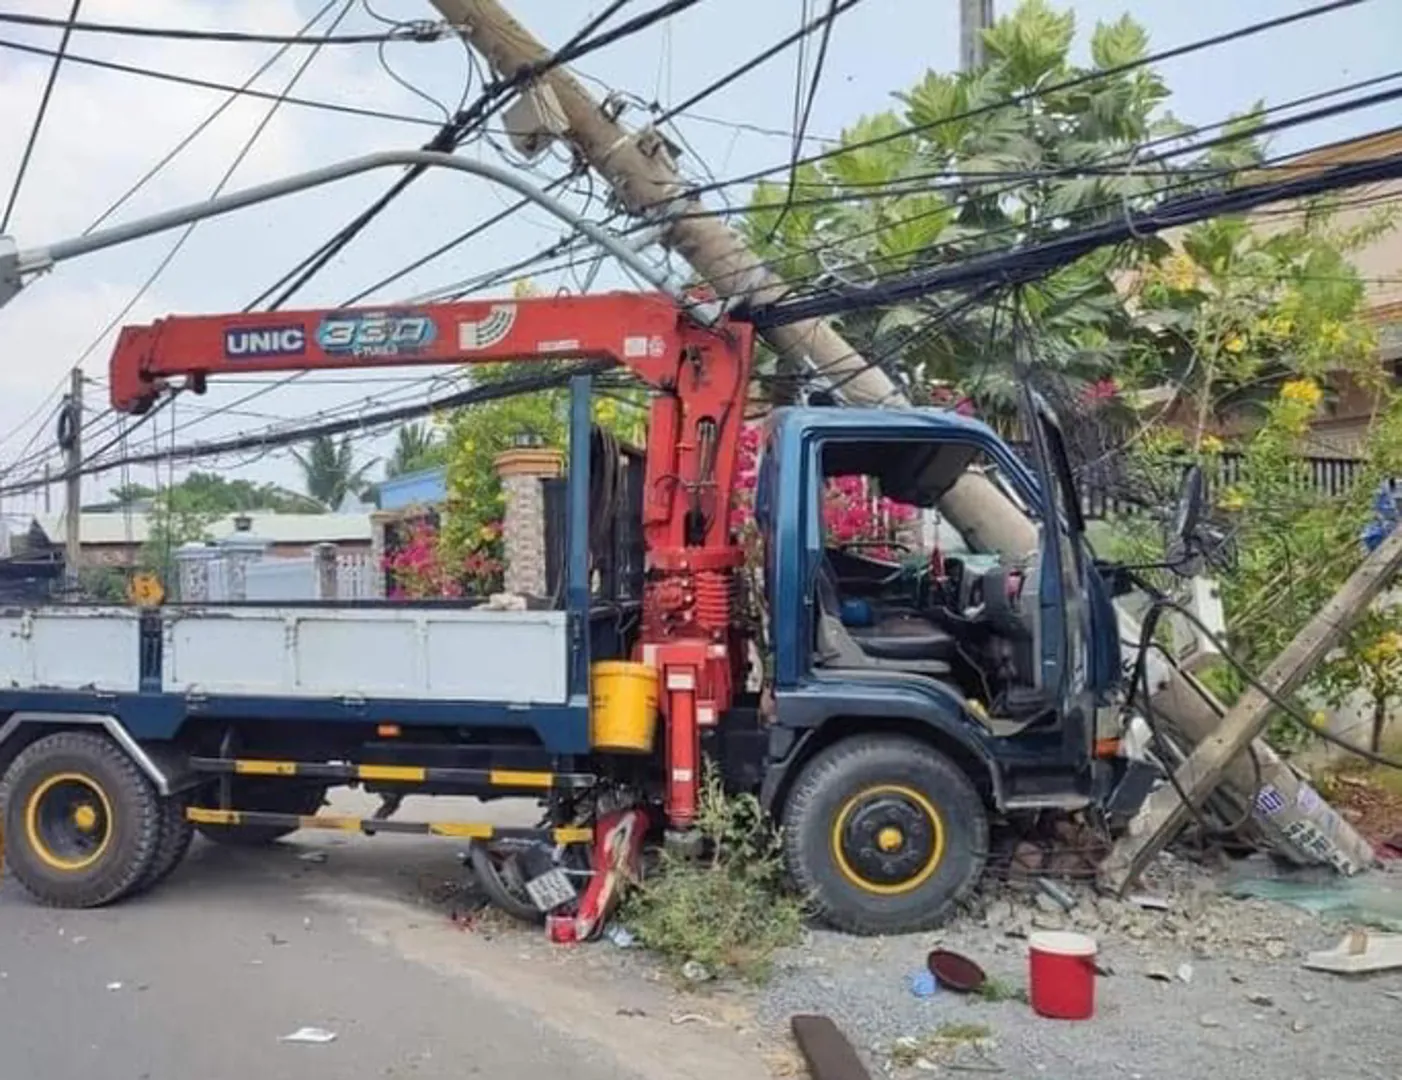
33, 512, 373, 547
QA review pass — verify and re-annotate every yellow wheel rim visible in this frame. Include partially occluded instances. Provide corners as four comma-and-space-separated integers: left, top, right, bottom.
25, 772, 114, 872
831, 784, 945, 896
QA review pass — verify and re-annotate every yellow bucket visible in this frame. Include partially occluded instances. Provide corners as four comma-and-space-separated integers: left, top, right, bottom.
590, 661, 659, 753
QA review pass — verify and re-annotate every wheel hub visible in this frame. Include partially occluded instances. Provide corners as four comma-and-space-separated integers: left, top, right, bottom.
832, 785, 944, 895
26, 773, 113, 872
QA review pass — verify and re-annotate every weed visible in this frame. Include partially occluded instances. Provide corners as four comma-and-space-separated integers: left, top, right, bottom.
621, 764, 804, 983
889, 1023, 993, 1068
971, 976, 1028, 1004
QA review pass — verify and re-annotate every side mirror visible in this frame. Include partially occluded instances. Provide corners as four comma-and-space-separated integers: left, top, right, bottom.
1166, 465, 1206, 576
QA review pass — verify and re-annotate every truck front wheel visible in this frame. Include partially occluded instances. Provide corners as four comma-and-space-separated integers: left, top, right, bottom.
781, 735, 988, 935
0, 731, 163, 908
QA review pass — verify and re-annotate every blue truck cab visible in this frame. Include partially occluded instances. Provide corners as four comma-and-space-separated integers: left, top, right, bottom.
744, 403, 1123, 932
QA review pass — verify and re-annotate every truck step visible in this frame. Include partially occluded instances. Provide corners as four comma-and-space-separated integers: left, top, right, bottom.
186, 806, 593, 845
188, 756, 594, 791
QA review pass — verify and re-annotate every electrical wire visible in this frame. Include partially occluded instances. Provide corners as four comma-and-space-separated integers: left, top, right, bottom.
0, 10, 447, 45
249, 0, 704, 313
0, 38, 443, 129
1131, 575, 1402, 771
66, 0, 357, 374
754, 129, 1402, 326
1, 0, 81, 233
660, 0, 1371, 205
82, 0, 341, 236
766, 0, 839, 242
653, 0, 866, 129
0, 361, 616, 496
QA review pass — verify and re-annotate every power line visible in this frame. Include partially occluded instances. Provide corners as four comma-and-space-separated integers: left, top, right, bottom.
68, 0, 356, 373
653, 0, 865, 128
722, 84, 1402, 308
0, 11, 448, 46
0, 38, 443, 129
1, 0, 81, 233
83, 0, 341, 236
766, 0, 840, 242
0, 361, 616, 496
249, 0, 705, 313
756, 139, 1402, 327
663, 0, 1370, 205
339, 170, 581, 306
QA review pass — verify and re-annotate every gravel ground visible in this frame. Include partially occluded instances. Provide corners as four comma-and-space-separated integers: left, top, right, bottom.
751, 859, 1402, 1080
424, 842, 1402, 1079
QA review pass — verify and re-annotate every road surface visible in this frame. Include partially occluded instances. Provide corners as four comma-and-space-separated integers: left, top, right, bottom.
0, 794, 752, 1080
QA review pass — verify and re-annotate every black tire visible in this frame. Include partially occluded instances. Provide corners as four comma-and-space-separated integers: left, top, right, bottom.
194, 781, 327, 847
0, 731, 162, 908
133, 795, 195, 893
781, 735, 988, 936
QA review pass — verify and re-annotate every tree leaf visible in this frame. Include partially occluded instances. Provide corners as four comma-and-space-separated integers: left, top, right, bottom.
1090, 14, 1148, 69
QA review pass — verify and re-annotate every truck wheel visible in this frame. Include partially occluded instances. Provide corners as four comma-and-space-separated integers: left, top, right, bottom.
0, 730, 162, 908
194, 781, 328, 846
133, 795, 195, 893
781, 736, 988, 936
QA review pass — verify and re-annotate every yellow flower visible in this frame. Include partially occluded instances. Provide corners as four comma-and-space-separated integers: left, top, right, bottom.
1279, 379, 1323, 408
1223, 334, 1246, 354
1218, 488, 1246, 512
1161, 252, 1199, 291
1199, 434, 1224, 454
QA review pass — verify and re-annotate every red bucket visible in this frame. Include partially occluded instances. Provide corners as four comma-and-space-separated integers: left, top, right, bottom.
1027, 931, 1097, 1020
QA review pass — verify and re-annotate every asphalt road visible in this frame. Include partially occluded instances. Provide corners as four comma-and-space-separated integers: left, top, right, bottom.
0, 795, 645, 1080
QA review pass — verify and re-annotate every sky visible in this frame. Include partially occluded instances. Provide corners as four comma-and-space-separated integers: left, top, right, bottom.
0, 0, 1398, 518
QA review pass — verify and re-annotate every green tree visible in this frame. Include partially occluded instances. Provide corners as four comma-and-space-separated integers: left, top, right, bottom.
291, 435, 376, 509
385, 421, 447, 479
93, 472, 318, 514
739, 1, 1259, 420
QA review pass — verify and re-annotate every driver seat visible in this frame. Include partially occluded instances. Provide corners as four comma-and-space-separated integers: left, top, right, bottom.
814, 561, 954, 675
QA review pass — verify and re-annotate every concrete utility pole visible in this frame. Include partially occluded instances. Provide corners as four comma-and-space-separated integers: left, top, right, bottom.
959, 0, 993, 72
63, 366, 82, 590
430, 0, 903, 408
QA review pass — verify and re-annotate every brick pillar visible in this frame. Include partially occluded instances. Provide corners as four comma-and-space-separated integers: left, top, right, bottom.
494, 447, 564, 597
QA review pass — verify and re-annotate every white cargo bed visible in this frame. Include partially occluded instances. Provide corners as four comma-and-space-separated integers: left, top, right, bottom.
0, 605, 570, 705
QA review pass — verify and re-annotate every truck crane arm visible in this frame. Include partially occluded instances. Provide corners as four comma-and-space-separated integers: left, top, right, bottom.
109, 290, 756, 826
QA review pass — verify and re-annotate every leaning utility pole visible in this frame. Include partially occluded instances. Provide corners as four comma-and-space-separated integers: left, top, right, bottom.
62, 366, 82, 590
431, 0, 903, 408
959, 0, 993, 71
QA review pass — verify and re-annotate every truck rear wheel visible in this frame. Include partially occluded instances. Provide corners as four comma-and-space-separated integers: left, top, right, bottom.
194, 781, 327, 846
0, 730, 162, 908
133, 795, 195, 893
781, 735, 988, 936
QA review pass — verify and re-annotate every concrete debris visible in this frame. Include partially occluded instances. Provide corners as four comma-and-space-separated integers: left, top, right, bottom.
1303, 930, 1402, 974
1197, 1014, 1222, 1028
1128, 894, 1171, 911
1176, 963, 1194, 984
1246, 992, 1275, 1006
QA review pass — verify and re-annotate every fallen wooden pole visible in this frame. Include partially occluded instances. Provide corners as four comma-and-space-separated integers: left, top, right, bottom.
1100, 524, 1402, 893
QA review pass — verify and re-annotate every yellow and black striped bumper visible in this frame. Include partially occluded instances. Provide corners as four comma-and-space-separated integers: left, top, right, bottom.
186, 806, 592, 845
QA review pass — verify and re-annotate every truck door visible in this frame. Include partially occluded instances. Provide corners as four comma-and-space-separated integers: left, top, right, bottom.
1024, 395, 1092, 750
